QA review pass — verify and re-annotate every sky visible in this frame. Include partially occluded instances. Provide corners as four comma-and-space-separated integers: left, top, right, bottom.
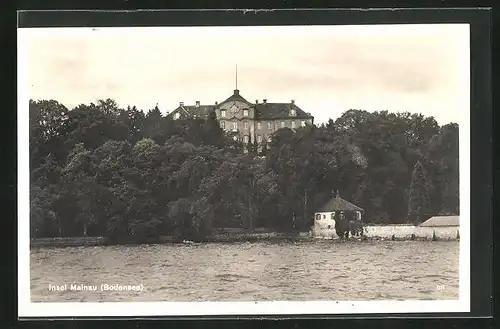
20, 24, 470, 125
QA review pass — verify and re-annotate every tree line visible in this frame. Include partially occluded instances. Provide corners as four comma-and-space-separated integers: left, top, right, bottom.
29, 98, 459, 243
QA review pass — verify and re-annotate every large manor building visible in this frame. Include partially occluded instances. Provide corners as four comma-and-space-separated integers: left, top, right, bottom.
167, 88, 314, 146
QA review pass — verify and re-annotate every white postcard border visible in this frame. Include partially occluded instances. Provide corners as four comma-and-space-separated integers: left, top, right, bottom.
17, 24, 471, 318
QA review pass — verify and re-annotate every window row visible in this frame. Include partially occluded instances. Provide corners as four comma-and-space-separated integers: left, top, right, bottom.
220, 109, 249, 118
241, 135, 272, 143
315, 212, 345, 220
221, 121, 245, 130
315, 213, 336, 220
220, 120, 307, 130
220, 109, 298, 119
262, 121, 306, 129
175, 111, 305, 124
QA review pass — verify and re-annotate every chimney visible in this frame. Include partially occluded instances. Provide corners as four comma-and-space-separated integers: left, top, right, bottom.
255, 99, 259, 104
215, 101, 218, 105
291, 99, 295, 104
263, 99, 267, 104
179, 101, 184, 106
234, 89, 240, 95
195, 101, 200, 107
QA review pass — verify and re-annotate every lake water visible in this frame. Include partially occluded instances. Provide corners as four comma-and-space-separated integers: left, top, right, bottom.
30, 240, 459, 302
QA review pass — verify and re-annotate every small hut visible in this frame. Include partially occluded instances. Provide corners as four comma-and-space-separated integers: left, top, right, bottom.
313, 190, 364, 237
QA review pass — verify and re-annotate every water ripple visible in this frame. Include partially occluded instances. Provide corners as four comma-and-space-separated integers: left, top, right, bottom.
30, 240, 459, 302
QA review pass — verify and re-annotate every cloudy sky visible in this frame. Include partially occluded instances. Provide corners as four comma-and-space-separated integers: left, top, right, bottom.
20, 24, 469, 125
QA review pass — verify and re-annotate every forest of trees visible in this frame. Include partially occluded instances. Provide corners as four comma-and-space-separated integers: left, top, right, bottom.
29, 98, 459, 243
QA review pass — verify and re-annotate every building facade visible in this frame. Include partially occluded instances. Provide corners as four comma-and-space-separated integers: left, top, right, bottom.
167, 89, 314, 146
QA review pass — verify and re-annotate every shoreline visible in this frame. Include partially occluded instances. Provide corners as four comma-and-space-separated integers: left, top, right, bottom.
30, 233, 459, 248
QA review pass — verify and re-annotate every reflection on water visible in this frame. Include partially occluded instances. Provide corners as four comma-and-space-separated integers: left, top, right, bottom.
30, 240, 459, 302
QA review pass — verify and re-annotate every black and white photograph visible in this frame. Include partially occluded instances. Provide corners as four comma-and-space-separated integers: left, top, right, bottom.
18, 22, 470, 317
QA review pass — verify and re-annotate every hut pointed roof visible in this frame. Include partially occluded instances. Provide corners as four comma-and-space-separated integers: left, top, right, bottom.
317, 190, 364, 213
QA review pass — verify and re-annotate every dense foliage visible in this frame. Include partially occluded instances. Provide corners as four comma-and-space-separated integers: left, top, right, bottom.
29, 99, 459, 242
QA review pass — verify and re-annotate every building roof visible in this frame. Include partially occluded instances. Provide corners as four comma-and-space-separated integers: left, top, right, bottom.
419, 216, 460, 227
255, 102, 312, 120
316, 191, 364, 213
172, 105, 215, 119
219, 89, 253, 106
168, 89, 314, 121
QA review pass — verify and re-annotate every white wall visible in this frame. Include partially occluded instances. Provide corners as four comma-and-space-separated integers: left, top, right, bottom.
311, 222, 460, 240
363, 225, 459, 240
312, 212, 339, 239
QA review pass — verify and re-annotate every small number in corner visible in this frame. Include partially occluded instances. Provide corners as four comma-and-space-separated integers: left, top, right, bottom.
436, 285, 445, 291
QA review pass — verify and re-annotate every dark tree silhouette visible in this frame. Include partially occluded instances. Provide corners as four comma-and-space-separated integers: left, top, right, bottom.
28, 99, 459, 242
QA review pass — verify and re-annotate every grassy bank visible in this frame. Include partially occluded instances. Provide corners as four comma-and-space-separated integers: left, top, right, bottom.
30, 229, 310, 248
30, 230, 458, 248
30, 236, 110, 248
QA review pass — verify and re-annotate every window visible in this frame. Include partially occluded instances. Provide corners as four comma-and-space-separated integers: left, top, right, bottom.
233, 135, 238, 141
244, 121, 248, 129
220, 121, 225, 129
315, 214, 321, 220
257, 122, 261, 129
221, 110, 226, 118
174, 112, 180, 119
331, 213, 335, 220
323, 214, 326, 219
243, 135, 249, 143
281, 121, 285, 128
257, 135, 262, 143
290, 109, 296, 116
243, 109, 249, 117
233, 122, 238, 130
267, 136, 272, 142
301, 121, 306, 127
268, 122, 272, 129
291, 121, 296, 129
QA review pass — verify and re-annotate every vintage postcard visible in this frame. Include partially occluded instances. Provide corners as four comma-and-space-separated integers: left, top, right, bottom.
18, 23, 470, 317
